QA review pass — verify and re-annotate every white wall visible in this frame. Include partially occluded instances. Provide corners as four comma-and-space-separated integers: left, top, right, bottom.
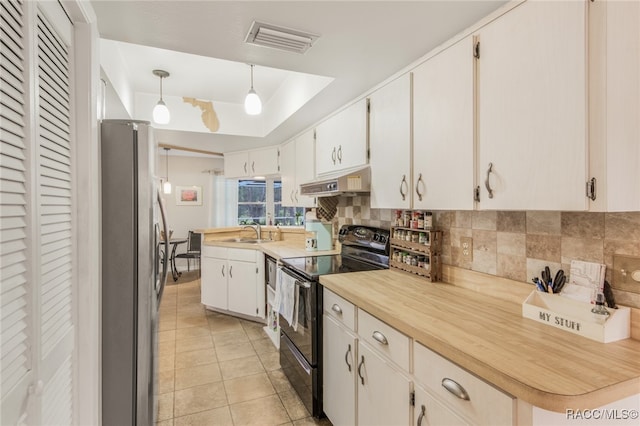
158, 154, 223, 269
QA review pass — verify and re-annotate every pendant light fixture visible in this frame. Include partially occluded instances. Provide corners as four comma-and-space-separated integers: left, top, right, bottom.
152, 69, 171, 124
163, 147, 172, 194
244, 64, 262, 115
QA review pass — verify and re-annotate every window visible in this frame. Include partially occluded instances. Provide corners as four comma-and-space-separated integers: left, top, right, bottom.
236, 179, 304, 226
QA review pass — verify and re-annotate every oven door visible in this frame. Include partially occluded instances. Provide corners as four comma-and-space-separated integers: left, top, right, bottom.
278, 266, 318, 366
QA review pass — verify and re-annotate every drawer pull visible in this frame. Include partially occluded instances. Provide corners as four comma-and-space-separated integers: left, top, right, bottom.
331, 304, 343, 315
417, 404, 426, 426
372, 330, 388, 345
345, 344, 352, 372
442, 378, 470, 401
357, 355, 365, 385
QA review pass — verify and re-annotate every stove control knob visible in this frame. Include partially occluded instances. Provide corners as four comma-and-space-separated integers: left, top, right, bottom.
373, 234, 379, 241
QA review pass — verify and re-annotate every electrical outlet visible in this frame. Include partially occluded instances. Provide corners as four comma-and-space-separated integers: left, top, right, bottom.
613, 254, 640, 294
460, 237, 473, 261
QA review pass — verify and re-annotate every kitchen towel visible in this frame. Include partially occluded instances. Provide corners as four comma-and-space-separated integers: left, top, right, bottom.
316, 196, 338, 221
274, 268, 298, 330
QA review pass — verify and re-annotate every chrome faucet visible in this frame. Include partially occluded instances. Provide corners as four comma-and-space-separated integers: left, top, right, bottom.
242, 222, 262, 240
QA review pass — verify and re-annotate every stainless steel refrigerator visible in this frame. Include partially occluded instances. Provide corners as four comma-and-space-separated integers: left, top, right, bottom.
101, 120, 169, 426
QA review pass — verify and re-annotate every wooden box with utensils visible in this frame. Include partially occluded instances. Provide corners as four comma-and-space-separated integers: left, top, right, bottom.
522, 291, 631, 343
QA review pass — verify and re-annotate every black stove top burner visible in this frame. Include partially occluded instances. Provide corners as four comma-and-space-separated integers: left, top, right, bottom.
280, 254, 385, 280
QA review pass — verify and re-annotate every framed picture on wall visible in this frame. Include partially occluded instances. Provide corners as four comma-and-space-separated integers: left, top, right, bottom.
176, 186, 202, 206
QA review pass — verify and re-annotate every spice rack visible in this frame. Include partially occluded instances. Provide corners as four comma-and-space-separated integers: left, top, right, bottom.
390, 227, 442, 282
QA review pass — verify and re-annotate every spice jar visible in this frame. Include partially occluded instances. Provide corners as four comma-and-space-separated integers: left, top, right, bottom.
424, 212, 433, 229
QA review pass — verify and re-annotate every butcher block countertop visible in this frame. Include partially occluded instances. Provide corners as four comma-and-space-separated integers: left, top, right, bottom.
203, 239, 339, 260
319, 268, 640, 413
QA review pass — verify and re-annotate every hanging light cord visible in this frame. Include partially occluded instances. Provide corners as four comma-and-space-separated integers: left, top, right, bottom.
165, 148, 169, 181
159, 75, 164, 101
250, 64, 255, 90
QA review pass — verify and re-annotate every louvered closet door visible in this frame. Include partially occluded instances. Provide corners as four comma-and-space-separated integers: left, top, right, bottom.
1, 1, 75, 424
1, 1, 33, 424
36, 6, 74, 426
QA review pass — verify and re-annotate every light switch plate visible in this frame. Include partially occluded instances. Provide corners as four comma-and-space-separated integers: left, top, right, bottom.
612, 254, 640, 294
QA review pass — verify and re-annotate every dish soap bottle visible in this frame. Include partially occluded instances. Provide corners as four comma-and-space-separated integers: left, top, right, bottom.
591, 292, 610, 323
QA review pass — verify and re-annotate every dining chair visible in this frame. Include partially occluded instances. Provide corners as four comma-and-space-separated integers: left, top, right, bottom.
175, 231, 201, 276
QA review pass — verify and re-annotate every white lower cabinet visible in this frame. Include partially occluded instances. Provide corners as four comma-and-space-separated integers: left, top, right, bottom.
413, 342, 514, 425
323, 288, 411, 426
322, 314, 356, 426
357, 340, 412, 426
201, 246, 265, 319
414, 384, 468, 426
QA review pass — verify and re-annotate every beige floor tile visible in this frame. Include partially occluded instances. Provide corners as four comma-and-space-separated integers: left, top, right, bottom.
155, 419, 174, 426
229, 394, 290, 426
156, 392, 174, 421
244, 323, 268, 341
279, 389, 310, 421
158, 369, 175, 394
158, 319, 177, 332
175, 326, 211, 342
268, 369, 294, 394
176, 315, 209, 329
224, 372, 276, 404
175, 347, 217, 369
252, 337, 278, 354
215, 341, 256, 362
175, 362, 222, 390
258, 351, 281, 371
159, 340, 176, 356
209, 316, 243, 334
292, 417, 332, 426
219, 355, 265, 380
158, 329, 176, 343
175, 336, 213, 354
158, 353, 175, 372
212, 329, 249, 347
177, 294, 202, 306
174, 382, 228, 418
173, 406, 233, 426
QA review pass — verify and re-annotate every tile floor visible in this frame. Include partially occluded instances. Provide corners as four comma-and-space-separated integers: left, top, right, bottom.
156, 279, 331, 426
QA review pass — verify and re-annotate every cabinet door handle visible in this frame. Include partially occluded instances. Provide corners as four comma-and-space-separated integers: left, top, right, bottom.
331, 304, 343, 315
229, 265, 233, 279
441, 378, 470, 401
337, 145, 342, 163
221, 265, 225, 277
294, 190, 299, 203
372, 330, 388, 345
415, 173, 424, 201
252, 161, 255, 173
357, 355, 365, 385
417, 405, 426, 426
344, 344, 352, 372
399, 175, 408, 201
244, 162, 247, 174
290, 190, 295, 203
484, 162, 494, 199
331, 147, 337, 165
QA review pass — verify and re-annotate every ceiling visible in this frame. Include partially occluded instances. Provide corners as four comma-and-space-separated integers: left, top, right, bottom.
92, 0, 507, 154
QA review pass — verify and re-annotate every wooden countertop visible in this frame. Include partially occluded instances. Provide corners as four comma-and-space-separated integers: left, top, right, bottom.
320, 269, 640, 413
203, 239, 339, 260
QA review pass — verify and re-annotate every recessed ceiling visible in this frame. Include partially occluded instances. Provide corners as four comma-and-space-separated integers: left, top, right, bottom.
92, 0, 507, 153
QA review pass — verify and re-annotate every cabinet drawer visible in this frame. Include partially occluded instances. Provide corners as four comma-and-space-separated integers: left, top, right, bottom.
358, 308, 410, 371
323, 288, 355, 331
414, 342, 514, 426
202, 245, 227, 258
227, 248, 257, 262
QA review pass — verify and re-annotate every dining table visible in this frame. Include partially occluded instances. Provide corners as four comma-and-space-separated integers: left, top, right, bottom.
162, 237, 187, 281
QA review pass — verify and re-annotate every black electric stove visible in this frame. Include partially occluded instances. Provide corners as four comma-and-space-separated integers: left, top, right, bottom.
278, 225, 390, 418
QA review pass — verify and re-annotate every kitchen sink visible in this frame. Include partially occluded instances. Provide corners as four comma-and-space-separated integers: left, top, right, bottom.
219, 237, 273, 244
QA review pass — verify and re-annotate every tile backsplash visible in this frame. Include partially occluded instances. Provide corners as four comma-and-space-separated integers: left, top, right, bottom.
334, 195, 640, 308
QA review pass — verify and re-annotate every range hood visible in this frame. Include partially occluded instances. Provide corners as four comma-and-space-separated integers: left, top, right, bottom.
299, 166, 370, 197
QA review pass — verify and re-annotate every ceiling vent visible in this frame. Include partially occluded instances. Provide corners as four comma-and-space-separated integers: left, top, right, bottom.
245, 21, 318, 54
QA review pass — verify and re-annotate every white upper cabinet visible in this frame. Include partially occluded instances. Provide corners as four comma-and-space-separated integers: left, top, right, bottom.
413, 36, 475, 211
224, 146, 279, 178
315, 99, 368, 175
280, 129, 316, 208
369, 74, 412, 209
589, 0, 640, 211
476, 0, 588, 210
